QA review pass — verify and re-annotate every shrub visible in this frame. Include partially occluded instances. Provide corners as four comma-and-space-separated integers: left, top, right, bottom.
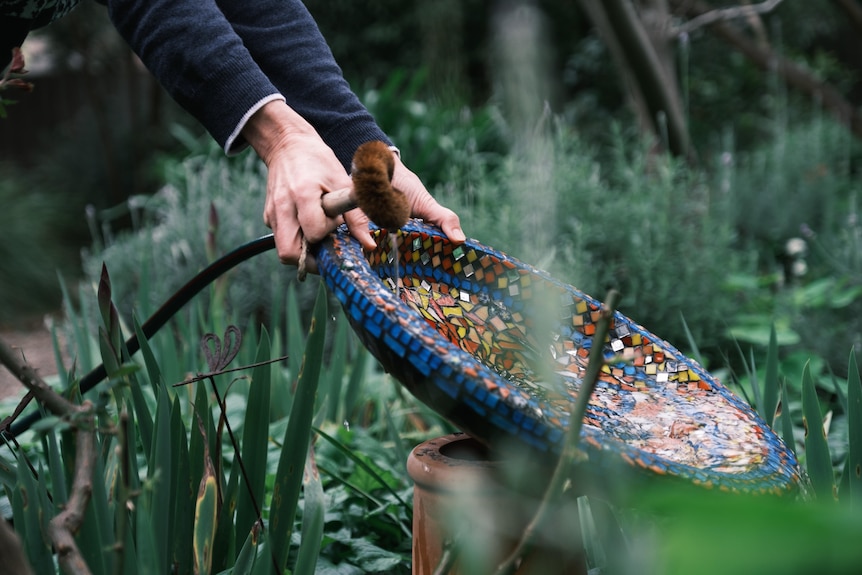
0, 163, 80, 323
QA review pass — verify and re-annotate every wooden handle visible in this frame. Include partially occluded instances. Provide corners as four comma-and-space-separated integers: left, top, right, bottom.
321, 187, 356, 218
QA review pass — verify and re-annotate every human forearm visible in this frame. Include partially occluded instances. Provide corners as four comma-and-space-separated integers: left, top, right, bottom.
104, 0, 279, 152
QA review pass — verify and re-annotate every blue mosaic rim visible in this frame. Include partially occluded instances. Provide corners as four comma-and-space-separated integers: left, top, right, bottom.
315, 219, 803, 494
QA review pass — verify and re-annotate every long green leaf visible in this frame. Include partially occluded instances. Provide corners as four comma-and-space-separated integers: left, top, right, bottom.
188, 379, 212, 498
78, 440, 111, 575
43, 424, 67, 505
325, 316, 350, 422
270, 282, 328, 573
194, 458, 219, 575
133, 313, 162, 395
847, 350, 862, 505
802, 361, 835, 500
343, 345, 370, 421
58, 272, 93, 373
213, 441, 241, 572
171, 396, 193, 575
762, 325, 780, 428
49, 320, 69, 390
293, 450, 326, 575
235, 328, 273, 551
233, 524, 264, 575
150, 385, 173, 573
678, 312, 704, 366
136, 483, 159, 575
13, 458, 53, 574
747, 346, 763, 414
779, 377, 797, 455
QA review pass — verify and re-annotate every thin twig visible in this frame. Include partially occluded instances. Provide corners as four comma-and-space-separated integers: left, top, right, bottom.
171, 355, 288, 387
0, 336, 98, 575
431, 541, 461, 575
47, 406, 95, 575
112, 410, 131, 575
0, 516, 34, 575
672, 0, 784, 36
492, 290, 620, 575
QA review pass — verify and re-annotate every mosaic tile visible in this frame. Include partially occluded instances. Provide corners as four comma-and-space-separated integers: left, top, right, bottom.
315, 219, 803, 494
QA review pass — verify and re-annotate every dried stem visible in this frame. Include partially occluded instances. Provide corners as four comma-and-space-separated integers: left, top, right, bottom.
672, 0, 784, 36
0, 336, 97, 575
48, 416, 96, 575
0, 517, 34, 575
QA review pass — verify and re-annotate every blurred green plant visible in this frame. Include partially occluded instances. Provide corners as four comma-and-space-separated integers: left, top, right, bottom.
80, 127, 314, 332
719, 116, 862, 374
0, 163, 81, 323
0, 259, 436, 573
430, 117, 740, 351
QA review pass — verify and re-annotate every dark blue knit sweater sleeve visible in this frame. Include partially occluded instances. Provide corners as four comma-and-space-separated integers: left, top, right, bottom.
104, 0, 390, 170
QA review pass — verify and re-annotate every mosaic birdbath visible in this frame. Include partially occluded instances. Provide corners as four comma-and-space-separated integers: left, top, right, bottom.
315, 219, 803, 495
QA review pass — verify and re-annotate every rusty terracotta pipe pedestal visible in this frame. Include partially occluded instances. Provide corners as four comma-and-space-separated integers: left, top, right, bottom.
407, 433, 585, 575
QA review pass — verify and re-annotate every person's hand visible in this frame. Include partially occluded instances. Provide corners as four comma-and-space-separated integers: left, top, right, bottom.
343, 152, 466, 250
243, 100, 350, 268
244, 100, 466, 271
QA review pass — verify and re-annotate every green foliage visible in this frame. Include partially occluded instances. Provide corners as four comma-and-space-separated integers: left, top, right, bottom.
429, 118, 739, 350
0, 255, 433, 573
718, 117, 862, 372
0, 163, 80, 322
80, 131, 316, 330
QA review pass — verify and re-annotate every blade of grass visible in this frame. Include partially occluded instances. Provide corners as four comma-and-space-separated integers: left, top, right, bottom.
233, 524, 264, 575
135, 481, 159, 574
678, 312, 704, 366
12, 457, 54, 574
58, 272, 93, 373
343, 344, 370, 422
171, 396, 193, 575
779, 377, 797, 455
762, 325, 780, 428
43, 424, 67, 505
189, 379, 212, 499
577, 495, 607, 572
269, 282, 328, 573
802, 360, 835, 500
48, 319, 69, 391
150, 385, 173, 573
747, 346, 763, 414
829, 364, 849, 415
133, 313, 162, 395
282, 282, 305, 418
80, 440, 112, 575
325, 316, 349, 422
213, 456, 241, 572
379, 394, 408, 466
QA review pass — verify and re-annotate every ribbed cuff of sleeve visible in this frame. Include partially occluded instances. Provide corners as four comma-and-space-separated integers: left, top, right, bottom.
224, 93, 287, 156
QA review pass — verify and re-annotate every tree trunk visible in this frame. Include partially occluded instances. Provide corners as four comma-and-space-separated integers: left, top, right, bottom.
586, 0, 692, 159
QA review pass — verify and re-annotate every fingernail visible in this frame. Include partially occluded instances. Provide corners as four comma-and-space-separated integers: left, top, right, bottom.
450, 227, 466, 242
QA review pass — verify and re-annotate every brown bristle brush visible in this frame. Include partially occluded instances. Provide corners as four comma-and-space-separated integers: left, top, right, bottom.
321, 141, 411, 230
